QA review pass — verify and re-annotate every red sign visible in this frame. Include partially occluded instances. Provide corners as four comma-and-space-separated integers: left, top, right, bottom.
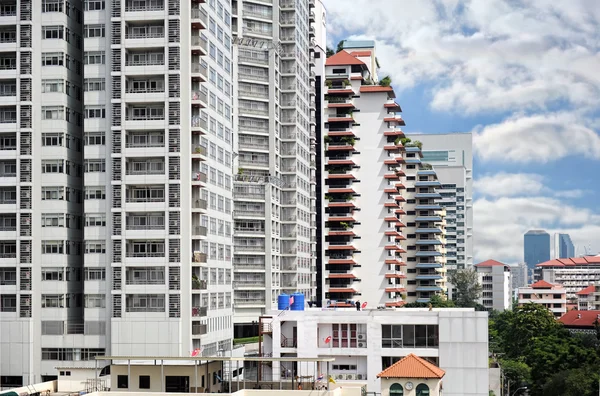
361, 302, 368, 309
324, 336, 332, 344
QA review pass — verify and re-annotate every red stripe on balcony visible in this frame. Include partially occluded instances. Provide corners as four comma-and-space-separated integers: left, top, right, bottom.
328, 231, 356, 237
384, 145, 399, 151
328, 216, 356, 222
327, 160, 355, 165
385, 231, 400, 236
328, 130, 356, 137
327, 273, 357, 279
384, 216, 398, 222
385, 287, 406, 293
327, 145, 354, 151
328, 89, 354, 95
384, 203, 399, 208
383, 130, 405, 137
328, 245, 356, 250
328, 259, 356, 265
327, 188, 355, 194
327, 103, 355, 108
327, 174, 355, 179
384, 188, 398, 193
384, 159, 398, 165
384, 174, 400, 179
385, 273, 407, 279
329, 288, 356, 293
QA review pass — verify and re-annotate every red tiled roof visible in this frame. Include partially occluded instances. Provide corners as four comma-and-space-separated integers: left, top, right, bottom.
350, 51, 372, 57
576, 285, 596, 295
559, 310, 600, 327
536, 256, 600, 267
530, 280, 554, 289
475, 259, 507, 268
377, 354, 445, 379
360, 86, 393, 93
326, 51, 366, 66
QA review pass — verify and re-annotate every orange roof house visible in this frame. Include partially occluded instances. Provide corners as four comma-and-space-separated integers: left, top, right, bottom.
377, 354, 445, 379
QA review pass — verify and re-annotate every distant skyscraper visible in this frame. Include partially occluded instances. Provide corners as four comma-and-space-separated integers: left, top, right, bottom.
524, 230, 551, 269
553, 233, 575, 259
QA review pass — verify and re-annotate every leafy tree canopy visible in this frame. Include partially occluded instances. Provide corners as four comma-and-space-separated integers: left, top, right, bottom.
449, 268, 482, 308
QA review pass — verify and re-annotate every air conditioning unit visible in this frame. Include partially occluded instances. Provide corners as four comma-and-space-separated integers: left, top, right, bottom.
336, 375, 344, 380
357, 334, 364, 340
356, 374, 364, 380
358, 342, 365, 348
346, 374, 356, 380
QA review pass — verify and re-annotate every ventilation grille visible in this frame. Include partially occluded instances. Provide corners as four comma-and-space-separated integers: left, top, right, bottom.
19, 213, 31, 237
112, 185, 121, 208
19, 186, 31, 209
112, 295, 122, 318
168, 0, 179, 15
20, 25, 31, 47
168, 157, 180, 180
112, 106, 121, 126
20, 0, 31, 20
19, 52, 31, 74
168, 19, 180, 42
169, 267, 180, 290
20, 132, 31, 155
112, 240, 121, 263
112, 130, 121, 154
111, 21, 121, 45
19, 158, 31, 182
20, 267, 31, 291
112, 158, 121, 181
169, 211, 180, 235
112, 77, 121, 100
169, 184, 180, 207
112, 49, 121, 72
168, 74, 180, 98
20, 78, 31, 101
168, 47, 180, 70
168, 128, 180, 152
169, 294, 181, 318
19, 240, 31, 263
20, 105, 32, 128
111, 0, 120, 17
112, 267, 121, 290
20, 295, 31, 318
169, 102, 180, 125
112, 213, 121, 236
169, 239, 180, 263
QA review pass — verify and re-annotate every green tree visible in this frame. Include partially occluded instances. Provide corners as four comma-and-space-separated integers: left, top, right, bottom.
326, 47, 334, 57
448, 268, 482, 308
336, 40, 345, 53
380, 75, 392, 87
499, 359, 531, 391
542, 365, 600, 396
403, 294, 455, 308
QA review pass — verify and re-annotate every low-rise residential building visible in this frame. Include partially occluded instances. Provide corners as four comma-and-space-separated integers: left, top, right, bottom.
576, 285, 596, 310
518, 280, 567, 317
535, 256, 600, 298
475, 260, 512, 311
258, 308, 489, 396
559, 310, 600, 335
377, 354, 445, 396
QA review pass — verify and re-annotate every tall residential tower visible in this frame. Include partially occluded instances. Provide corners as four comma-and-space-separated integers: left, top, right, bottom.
410, 133, 473, 270
230, 0, 322, 336
524, 229, 550, 270
1, 0, 235, 385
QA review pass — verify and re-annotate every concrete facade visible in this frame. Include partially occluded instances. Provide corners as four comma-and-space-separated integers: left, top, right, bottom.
259, 309, 489, 396
409, 133, 473, 270
518, 281, 566, 317
475, 260, 512, 311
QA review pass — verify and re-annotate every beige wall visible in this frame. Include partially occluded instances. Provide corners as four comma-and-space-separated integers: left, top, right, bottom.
82, 387, 360, 396
110, 362, 223, 393
380, 377, 442, 396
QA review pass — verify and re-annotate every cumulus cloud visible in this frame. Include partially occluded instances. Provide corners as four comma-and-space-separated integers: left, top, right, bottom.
472, 112, 600, 163
474, 172, 545, 197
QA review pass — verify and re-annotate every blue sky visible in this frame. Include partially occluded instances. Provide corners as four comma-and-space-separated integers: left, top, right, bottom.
324, 0, 600, 263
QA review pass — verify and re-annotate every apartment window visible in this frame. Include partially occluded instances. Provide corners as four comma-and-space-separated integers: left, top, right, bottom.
84, 268, 106, 281
42, 106, 65, 120
84, 78, 105, 91
85, 241, 106, 254
42, 79, 65, 93
85, 186, 106, 200
139, 376, 150, 389
42, 241, 64, 254
85, 132, 105, 145
126, 294, 165, 312
209, 17, 216, 33
85, 214, 106, 227
41, 133, 64, 150
209, 43, 216, 59
117, 376, 128, 389
84, 294, 105, 308
85, 106, 106, 118
42, 52, 64, 66
42, 0, 64, 13
381, 325, 439, 348
42, 187, 64, 200
84, 51, 105, 64
209, 68, 216, 84
42, 348, 106, 361
41, 294, 64, 308
41, 268, 64, 281
84, 24, 105, 38
42, 25, 64, 39
41, 213, 64, 227
84, 159, 105, 173
84, 0, 105, 10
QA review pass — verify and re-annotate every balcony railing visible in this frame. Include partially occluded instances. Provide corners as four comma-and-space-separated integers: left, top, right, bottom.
191, 116, 208, 129
239, 56, 268, 65
192, 198, 207, 209
192, 252, 207, 263
191, 7, 208, 23
192, 323, 207, 335
125, 31, 164, 39
191, 306, 207, 317
125, 2, 164, 11
239, 72, 268, 82
192, 172, 207, 182
234, 245, 266, 252
193, 226, 207, 236
191, 36, 208, 51
192, 279, 207, 290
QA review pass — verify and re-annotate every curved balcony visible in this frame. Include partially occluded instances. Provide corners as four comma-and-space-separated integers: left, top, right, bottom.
328, 258, 357, 266
415, 181, 442, 187
385, 287, 406, 293
328, 287, 357, 294
416, 250, 443, 257
383, 115, 406, 125
416, 239, 443, 245
415, 274, 444, 280
415, 192, 442, 199
416, 262, 444, 269
415, 227, 443, 234
385, 258, 406, 266
383, 129, 405, 137
384, 272, 406, 279
416, 285, 443, 292
327, 273, 357, 280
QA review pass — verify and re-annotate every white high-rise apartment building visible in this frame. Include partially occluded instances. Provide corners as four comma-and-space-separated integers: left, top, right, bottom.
409, 133, 473, 270
230, 0, 321, 336
0, 0, 234, 386
321, 47, 447, 308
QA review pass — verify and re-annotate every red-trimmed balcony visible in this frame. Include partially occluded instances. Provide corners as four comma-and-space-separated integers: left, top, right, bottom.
394, 196, 405, 202
327, 173, 356, 181
395, 221, 406, 228
394, 234, 407, 241
384, 172, 400, 180
327, 129, 356, 137
385, 301, 406, 307
328, 114, 354, 123
384, 187, 398, 194
385, 272, 407, 279
327, 158, 356, 166
395, 156, 406, 164
328, 229, 356, 238
384, 144, 400, 151
395, 209, 406, 215
327, 273, 358, 280
326, 186, 356, 194
384, 100, 402, 111
327, 201, 355, 210
384, 158, 398, 165
326, 86, 354, 95
327, 142, 355, 152
385, 287, 406, 293
395, 182, 405, 189
384, 129, 405, 137
328, 258, 357, 266
328, 287, 357, 294
384, 114, 406, 125
328, 243, 357, 252
327, 97, 355, 109
384, 201, 399, 208
384, 215, 398, 222
385, 258, 406, 266
385, 230, 401, 237
395, 169, 406, 177
385, 243, 404, 252
327, 214, 356, 223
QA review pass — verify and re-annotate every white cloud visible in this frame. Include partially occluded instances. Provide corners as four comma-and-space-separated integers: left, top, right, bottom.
473, 196, 600, 262
554, 189, 589, 199
472, 112, 600, 163
474, 172, 545, 197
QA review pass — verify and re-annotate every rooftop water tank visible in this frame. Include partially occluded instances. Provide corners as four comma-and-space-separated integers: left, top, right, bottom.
277, 294, 290, 310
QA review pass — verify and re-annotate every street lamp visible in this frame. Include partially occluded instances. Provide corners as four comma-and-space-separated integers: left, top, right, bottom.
511, 386, 527, 396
